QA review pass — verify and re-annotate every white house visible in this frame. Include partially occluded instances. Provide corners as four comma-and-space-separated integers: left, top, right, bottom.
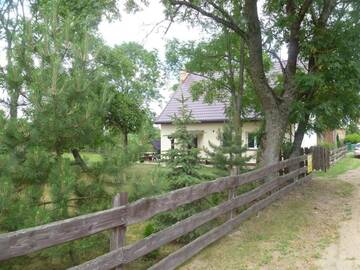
155, 72, 318, 164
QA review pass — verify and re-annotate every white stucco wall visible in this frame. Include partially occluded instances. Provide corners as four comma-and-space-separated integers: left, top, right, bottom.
160, 121, 260, 163
302, 130, 318, 148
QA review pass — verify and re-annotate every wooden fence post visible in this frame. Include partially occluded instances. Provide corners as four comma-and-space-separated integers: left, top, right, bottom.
111, 192, 128, 270
228, 167, 238, 219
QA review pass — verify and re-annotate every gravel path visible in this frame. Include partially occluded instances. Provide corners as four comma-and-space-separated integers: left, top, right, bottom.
317, 168, 360, 270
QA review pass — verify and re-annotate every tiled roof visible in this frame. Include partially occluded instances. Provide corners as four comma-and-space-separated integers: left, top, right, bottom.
155, 73, 260, 124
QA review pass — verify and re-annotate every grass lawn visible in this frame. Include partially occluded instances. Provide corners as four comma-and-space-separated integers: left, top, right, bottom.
314, 153, 360, 178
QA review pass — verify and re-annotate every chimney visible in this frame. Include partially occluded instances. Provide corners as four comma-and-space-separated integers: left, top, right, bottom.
179, 70, 189, 84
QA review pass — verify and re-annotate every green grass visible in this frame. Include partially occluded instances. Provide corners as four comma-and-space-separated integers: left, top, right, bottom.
314, 154, 360, 178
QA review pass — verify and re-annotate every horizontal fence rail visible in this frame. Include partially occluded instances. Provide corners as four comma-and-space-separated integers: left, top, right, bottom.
69, 167, 307, 270
330, 145, 347, 165
0, 155, 310, 270
150, 175, 311, 270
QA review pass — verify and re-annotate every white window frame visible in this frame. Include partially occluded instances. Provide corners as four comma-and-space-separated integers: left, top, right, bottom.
247, 132, 258, 150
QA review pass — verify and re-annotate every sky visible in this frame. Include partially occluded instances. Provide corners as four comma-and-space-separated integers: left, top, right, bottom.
98, 1, 207, 116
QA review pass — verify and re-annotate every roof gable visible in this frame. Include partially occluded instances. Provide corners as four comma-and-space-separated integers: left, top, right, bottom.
155, 74, 227, 124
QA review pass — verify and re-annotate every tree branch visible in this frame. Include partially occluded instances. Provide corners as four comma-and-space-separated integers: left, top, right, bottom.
169, 0, 248, 40
268, 49, 286, 74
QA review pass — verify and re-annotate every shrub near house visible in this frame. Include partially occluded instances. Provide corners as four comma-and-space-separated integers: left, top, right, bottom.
344, 133, 360, 144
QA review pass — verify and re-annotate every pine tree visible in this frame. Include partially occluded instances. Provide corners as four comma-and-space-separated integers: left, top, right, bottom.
150, 93, 215, 244
206, 124, 250, 173
165, 93, 200, 187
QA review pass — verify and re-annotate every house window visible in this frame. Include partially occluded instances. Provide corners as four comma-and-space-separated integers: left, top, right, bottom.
187, 135, 198, 149
247, 133, 258, 149
169, 135, 198, 150
192, 136, 198, 148
169, 137, 175, 149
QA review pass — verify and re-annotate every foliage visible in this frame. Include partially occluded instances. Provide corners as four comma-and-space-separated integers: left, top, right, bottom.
97, 42, 162, 145
126, 165, 168, 202
346, 122, 360, 134
0, 1, 162, 268
165, 34, 264, 112
129, 117, 161, 152
161, 0, 360, 166
319, 142, 336, 150
96, 42, 162, 104
206, 124, 250, 172
166, 32, 263, 168
164, 93, 200, 181
281, 140, 294, 160
105, 91, 146, 144
148, 93, 216, 244
344, 134, 360, 144
143, 223, 160, 259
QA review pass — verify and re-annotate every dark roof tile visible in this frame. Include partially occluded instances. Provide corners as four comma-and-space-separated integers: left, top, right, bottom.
155, 74, 227, 124
155, 73, 260, 124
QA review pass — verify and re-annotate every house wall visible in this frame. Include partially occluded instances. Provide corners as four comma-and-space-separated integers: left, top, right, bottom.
337, 129, 346, 141
159, 121, 260, 163
302, 131, 318, 148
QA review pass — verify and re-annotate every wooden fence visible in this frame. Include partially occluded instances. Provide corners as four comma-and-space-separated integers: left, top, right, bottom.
329, 145, 347, 165
312, 145, 347, 171
0, 155, 310, 270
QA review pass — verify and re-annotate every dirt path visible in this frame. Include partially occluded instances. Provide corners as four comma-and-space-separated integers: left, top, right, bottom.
317, 168, 360, 270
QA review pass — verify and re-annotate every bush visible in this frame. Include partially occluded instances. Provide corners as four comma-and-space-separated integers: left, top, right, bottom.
344, 133, 360, 144
143, 223, 160, 259
319, 142, 337, 149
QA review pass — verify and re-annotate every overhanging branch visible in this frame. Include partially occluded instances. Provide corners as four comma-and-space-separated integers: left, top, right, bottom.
169, 0, 248, 41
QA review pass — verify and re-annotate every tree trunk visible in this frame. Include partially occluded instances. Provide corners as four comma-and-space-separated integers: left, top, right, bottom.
260, 109, 288, 166
71, 149, 88, 171
236, 40, 245, 146
244, 0, 305, 166
244, 0, 290, 166
9, 92, 20, 120
290, 114, 310, 158
123, 132, 128, 147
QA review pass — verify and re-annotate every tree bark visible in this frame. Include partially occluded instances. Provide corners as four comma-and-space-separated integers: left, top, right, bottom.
244, 0, 312, 166
123, 132, 128, 147
224, 29, 244, 146
71, 149, 88, 171
244, 0, 291, 166
290, 113, 310, 158
9, 92, 20, 120
262, 110, 289, 164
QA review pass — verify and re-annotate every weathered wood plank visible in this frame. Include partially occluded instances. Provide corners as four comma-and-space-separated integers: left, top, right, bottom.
68, 167, 307, 270
149, 174, 312, 270
125, 155, 306, 225
111, 192, 128, 270
0, 155, 306, 261
0, 204, 127, 261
